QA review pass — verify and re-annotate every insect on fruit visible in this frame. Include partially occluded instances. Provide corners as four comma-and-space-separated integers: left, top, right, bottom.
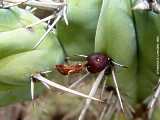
77, 53, 127, 120
55, 53, 127, 120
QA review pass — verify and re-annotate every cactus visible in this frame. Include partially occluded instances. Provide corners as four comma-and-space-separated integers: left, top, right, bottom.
1, 0, 160, 119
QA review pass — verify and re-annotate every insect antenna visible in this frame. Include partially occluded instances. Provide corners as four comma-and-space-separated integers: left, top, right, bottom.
111, 67, 124, 112
78, 68, 106, 120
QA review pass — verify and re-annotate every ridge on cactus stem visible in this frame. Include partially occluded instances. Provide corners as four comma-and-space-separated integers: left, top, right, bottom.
30, 72, 102, 102
133, 0, 160, 14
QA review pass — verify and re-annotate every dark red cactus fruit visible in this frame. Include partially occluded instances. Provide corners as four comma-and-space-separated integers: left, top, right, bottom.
86, 53, 111, 73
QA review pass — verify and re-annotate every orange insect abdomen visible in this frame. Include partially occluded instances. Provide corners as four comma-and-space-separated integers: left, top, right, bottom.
56, 64, 84, 75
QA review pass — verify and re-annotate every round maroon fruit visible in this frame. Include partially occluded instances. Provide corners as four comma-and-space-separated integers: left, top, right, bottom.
86, 53, 111, 73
